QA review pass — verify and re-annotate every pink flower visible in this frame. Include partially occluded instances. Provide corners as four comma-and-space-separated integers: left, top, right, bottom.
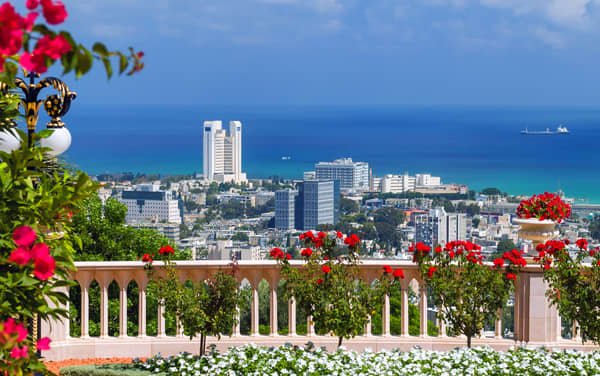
8, 247, 31, 265
33, 252, 56, 280
36, 337, 51, 351
26, 0, 39, 10
35, 34, 71, 59
10, 346, 28, 359
12, 226, 36, 248
20, 51, 47, 73
41, 0, 67, 25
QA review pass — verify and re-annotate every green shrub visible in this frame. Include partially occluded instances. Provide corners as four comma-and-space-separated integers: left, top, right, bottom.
60, 363, 160, 376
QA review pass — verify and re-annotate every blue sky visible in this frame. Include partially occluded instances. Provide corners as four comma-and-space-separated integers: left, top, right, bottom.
24, 0, 600, 105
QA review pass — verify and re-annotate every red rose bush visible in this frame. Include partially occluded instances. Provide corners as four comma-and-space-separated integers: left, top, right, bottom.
411, 240, 526, 347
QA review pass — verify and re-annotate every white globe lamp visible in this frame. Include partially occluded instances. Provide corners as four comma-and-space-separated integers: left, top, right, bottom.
0, 128, 22, 153
40, 127, 71, 156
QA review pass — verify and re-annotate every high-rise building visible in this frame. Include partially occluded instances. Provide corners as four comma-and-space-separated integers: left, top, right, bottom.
119, 185, 181, 224
415, 174, 442, 187
314, 158, 368, 191
275, 189, 297, 230
415, 207, 466, 247
274, 180, 340, 231
203, 120, 246, 183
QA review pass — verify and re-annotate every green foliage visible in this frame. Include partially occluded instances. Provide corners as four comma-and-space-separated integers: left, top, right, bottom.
411, 241, 524, 347
0, 133, 99, 374
373, 207, 406, 227
145, 252, 241, 355
232, 232, 249, 242
537, 239, 600, 344
340, 197, 359, 215
472, 218, 480, 229
71, 196, 188, 261
492, 239, 517, 259
60, 363, 158, 376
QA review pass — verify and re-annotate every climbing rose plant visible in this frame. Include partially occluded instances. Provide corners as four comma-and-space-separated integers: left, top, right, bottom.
516, 192, 571, 223
272, 232, 395, 347
411, 240, 526, 348
535, 238, 600, 343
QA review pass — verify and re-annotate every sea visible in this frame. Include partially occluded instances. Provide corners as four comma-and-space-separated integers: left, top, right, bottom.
50, 104, 600, 203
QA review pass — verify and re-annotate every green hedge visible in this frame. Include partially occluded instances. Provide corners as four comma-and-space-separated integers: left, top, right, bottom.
59, 363, 161, 376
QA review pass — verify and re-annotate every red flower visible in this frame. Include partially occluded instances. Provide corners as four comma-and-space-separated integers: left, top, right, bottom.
35, 34, 71, 59
41, 0, 67, 25
36, 337, 51, 351
159, 245, 175, 255
301, 248, 312, 257
393, 269, 405, 279
286, 253, 291, 260
316, 278, 323, 285
564, 239, 570, 245
26, 0, 39, 10
317, 231, 326, 239
427, 266, 436, 278
141, 253, 152, 263
597, 260, 600, 267
435, 246, 442, 253
20, 51, 47, 73
576, 238, 588, 250
448, 251, 455, 259
382, 265, 392, 274
299, 234, 305, 240
321, 265, 331, 273
12, 226, 36, 248
336, 231, 343, 239
8, 247, 31, 265
33, 252, 55, 280
493, 258, 504, 268
506, 272, 516, 280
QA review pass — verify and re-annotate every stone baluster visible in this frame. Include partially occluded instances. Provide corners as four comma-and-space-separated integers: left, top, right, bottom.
438, 316, 447, 337
495, 309, 502, 339
573, 321, 581, 342
97, 272, 111, 339
419, 283, 428, 337
157, 302, 166, 337
364, 314, 372, 336
251, 280, 260, 336
269, 275, 279, 336
138, 283, 147, 337
116, 272, 129, 338
233, 305, 241, 336
400, 286, 409, 337
78, 274, 92, 338
288, 297, 296, 336
382, 293, 391, 336
307, 316, 315, 336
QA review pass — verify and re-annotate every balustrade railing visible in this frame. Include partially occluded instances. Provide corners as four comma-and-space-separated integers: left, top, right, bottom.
40, 260, 596, 361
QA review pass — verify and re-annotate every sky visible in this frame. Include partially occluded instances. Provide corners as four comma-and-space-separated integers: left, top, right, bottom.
18, 0, 600, 106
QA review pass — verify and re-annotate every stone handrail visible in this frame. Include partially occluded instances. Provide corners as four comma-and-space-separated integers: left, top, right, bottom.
40, 260, 595, 361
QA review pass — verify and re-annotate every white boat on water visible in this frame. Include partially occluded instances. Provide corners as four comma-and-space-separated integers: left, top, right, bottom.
520, 125, 570, 135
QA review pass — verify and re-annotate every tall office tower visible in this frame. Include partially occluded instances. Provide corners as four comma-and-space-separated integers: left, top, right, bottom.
415, 207, 466, 247
314, 158, 369, 191
295, 180, 340, 231
203, 120, 246, 183
379, 173, 416, 193
275, 189, 298, 230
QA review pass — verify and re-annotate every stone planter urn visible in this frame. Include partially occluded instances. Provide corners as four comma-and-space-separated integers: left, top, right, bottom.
513, 218, 558, 252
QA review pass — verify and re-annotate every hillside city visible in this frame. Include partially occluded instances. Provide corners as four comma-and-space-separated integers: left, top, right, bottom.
93, 120, 600, 263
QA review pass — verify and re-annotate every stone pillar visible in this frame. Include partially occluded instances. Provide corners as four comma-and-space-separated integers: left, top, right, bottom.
515, 271, 560, 343
573, 321, 581, 342
80, 280, 90, 338
233, 305, 241, 336
157, 303, 166, 337
400, 287, 409, 337
419, 284, 428, 337
288, 297, 296, 336
307, 316, 315, 336
438, 317, 447, 337
382, 293, 391, 336
364, 314, 372, 336
99, 276, 110, 339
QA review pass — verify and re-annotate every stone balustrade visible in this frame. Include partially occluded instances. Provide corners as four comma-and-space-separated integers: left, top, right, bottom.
41, 260, 597, 361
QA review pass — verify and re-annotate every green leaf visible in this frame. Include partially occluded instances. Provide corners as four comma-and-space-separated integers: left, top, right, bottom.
102, 57, 113, 79
32, 24, 56, 37
92, 42, 109, 56
75, 47, 93, 78
118, 53, 127, 75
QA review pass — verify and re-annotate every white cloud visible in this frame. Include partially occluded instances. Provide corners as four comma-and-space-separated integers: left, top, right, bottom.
480, 0, 595, 27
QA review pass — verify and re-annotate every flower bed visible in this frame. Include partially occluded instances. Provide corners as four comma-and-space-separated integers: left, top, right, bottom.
134, 344, 600, 376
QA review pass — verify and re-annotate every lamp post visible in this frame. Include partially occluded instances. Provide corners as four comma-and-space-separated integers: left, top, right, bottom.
0, 70, 76, 154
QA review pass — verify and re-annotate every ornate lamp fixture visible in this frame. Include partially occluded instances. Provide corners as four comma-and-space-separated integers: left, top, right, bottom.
0, 70, 76, 155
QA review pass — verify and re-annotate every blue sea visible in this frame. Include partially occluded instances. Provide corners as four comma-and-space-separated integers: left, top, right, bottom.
51, 104, 600, 203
